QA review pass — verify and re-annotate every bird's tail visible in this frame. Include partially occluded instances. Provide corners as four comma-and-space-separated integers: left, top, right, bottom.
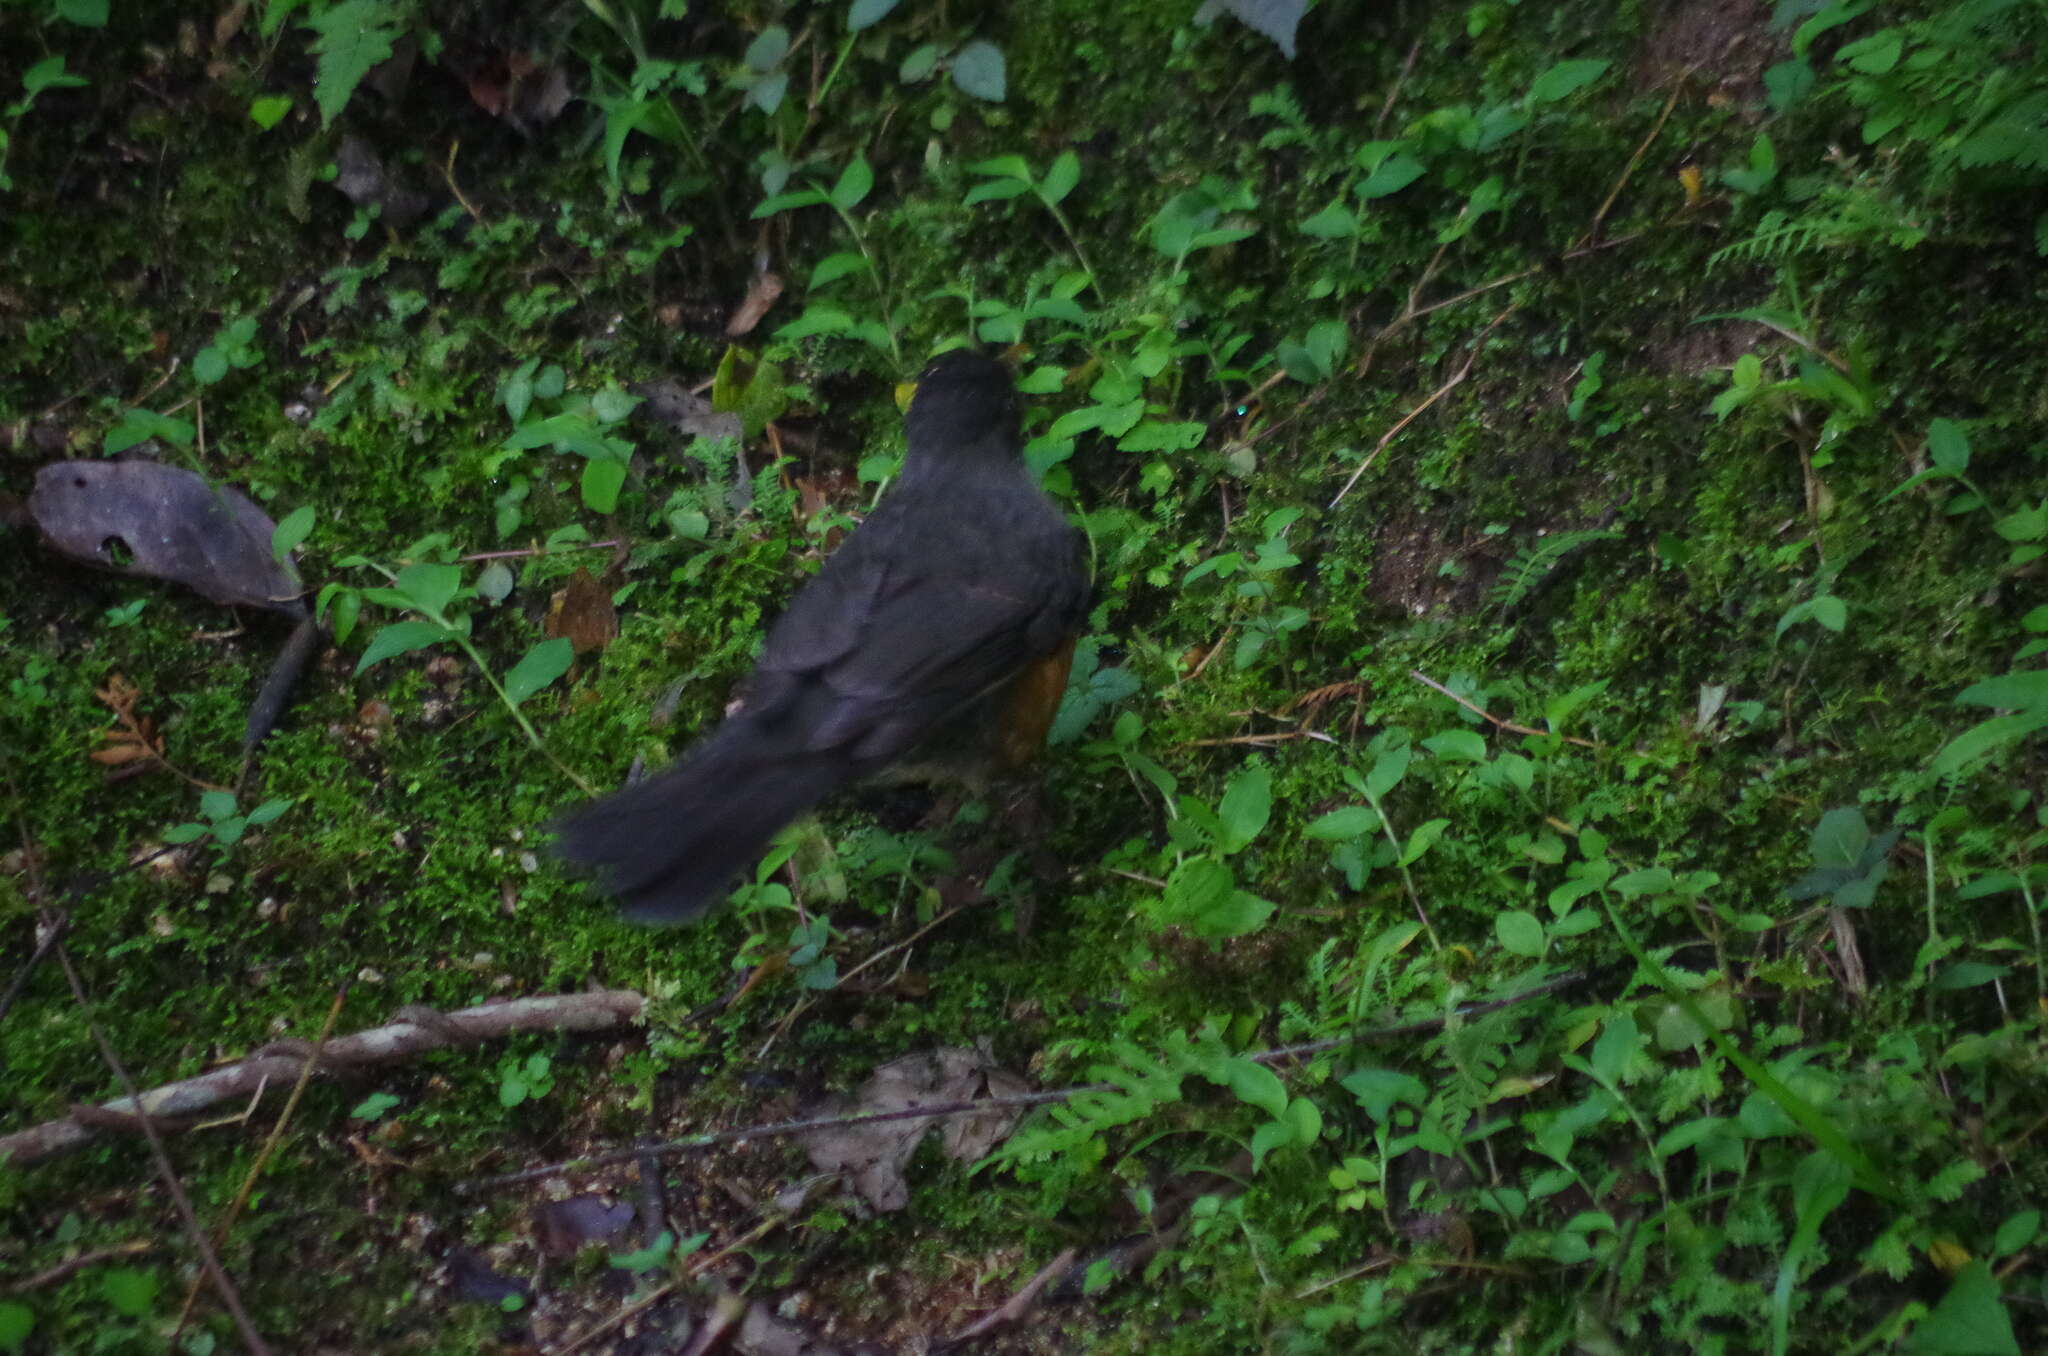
551, 721, 852, 925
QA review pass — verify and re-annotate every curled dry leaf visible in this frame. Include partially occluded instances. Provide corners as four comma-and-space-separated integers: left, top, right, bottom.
630, 379, 744, 444
545, 567, 618, 655
532, 1194, 635, 1257
798, 1047, 1029, 1212
726, 267, 786, 338
30, 460, 302, 612
332, 134, 428, 230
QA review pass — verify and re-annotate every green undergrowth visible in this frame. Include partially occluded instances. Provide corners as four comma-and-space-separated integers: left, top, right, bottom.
2, 0, 2046, 1351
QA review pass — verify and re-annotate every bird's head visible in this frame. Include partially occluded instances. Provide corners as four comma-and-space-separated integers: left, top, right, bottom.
905, 349, 1022, 453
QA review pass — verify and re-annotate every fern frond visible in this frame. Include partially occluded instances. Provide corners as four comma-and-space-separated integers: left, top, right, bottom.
1491, 530, 1620, 611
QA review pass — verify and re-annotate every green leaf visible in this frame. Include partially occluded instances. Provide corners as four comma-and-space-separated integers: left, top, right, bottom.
1933, 712, 2048, 775
846, 0, 899, 31
752, 188, 829, 219
1612, 867, 1673, 898
1161, 856, 1233, 928
1422, 729, 1487, 762
54, 0, 108, 26
1956, 671, 2048, 711
1837, 29, 1902, 76
1356, 151, 1425, 199
163, 822, 210, 845
970, 154, 1033, 182
1340, 1067, 1426, 1121
1304, 806, 1378, 840
1039, 150, 1080, 205
1216, 763, 1272, 853
1299, 202, 1359, 238
963, 178, 1032, 206
1526, 58, 1610, 105
898, 42, 940, 82
1809, 808, 1869, 870
246, 798, 292, 826
350, 1090, 401, 1121
250, 94, 293, 129
1763, 59, 1814, 112
503, 638, 575, 705
1927, 418, 1970, 472
1200, 890, 1276, 938
1223, 1059, 1287, 1119
1116, 420, 1205, 453
1496, 909, 1546, 957
100, 1268, 158, 1318
392, 562, 463, 616
808, 251, 872, 290
744, 25, 790, 72
582, 457, 627, 513
270, 505, 315, 562
304, 0, 401, 127
1931, 961, 2009, 991
355, 620, 453, 674
1994, 1210, 2040, 1258
829, 156, 874, 210
0, 1300, 32, 1353
1398, 818, 1449, 867
1913, 1262, 2019, 1355
1809, 595, 1847, 632
200, 789, 239, 822
950, 40, 1006, 101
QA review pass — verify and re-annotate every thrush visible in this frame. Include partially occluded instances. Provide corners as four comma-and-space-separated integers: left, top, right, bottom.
554, 350, 1089, 924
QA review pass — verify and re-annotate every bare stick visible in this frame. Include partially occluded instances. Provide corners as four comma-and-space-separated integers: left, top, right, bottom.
0, 990, 646, 1167
1408, 670, 1604, 750
1331, 303, 1520, 508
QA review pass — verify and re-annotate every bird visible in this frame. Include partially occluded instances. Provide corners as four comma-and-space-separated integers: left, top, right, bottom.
553, 349, 1090, 924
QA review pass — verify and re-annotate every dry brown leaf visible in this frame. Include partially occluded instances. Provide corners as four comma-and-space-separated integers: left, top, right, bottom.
798, 1047, 1027, 1212
545, 568, 618, 656
726, 268, 786, 337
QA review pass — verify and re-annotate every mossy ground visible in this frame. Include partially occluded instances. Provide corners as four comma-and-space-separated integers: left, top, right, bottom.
2, 1, 2046, 1352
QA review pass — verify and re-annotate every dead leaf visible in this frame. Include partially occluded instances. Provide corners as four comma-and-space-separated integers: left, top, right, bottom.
630, 379, 744, 444
90, 675, 170, 775
726, 267, 786, 337
331, 135, 428, 229
462, 51, 571, 136
798, 1047, 1027, 1212
443, 1244, 529, 1307
532, 1194, 635, 1257
545, 568, 618, 656
31, 461, 303, 611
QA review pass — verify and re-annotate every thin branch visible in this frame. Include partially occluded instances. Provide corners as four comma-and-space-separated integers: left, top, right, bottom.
0, 989, 646, 1167
1331, 302, 1520, 508
1409, 669, 1604, 750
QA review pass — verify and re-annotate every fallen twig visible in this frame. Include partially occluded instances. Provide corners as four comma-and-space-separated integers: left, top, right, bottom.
1409, 669, 1604, 750
1331, 302, 1520, 509
0, 989, 645, 1167
934, 1246, 1077, 1349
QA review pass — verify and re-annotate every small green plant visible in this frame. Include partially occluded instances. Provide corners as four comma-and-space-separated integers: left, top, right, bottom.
496, 1051, 554, 1107
0, 56, 87, 193
754, 156, 902, 358
321, 552, 585, 786
1149, 760, 1276, 939
164, 790, 293, 857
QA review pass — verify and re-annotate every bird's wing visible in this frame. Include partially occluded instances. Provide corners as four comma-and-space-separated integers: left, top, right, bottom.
752, 537, 1079, 762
